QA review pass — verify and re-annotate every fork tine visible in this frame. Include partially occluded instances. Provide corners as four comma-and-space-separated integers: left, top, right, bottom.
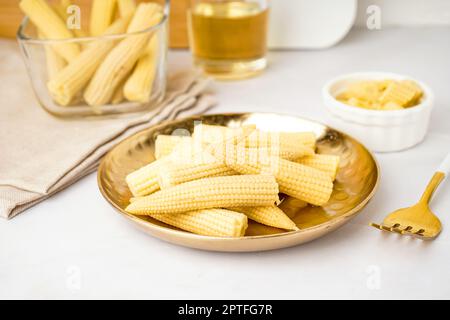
370, 222, 382, 230
381, 225, 393, 232
392, 227, 404, 234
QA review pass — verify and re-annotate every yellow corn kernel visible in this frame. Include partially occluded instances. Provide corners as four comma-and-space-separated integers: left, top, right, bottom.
89, 0, 117, 36
226, 151, 333, 206
47, 17, 130, 106
125, 156, 172, 197
126, 175, 280, 215
380, 81, 418, 107
295, 154, 340, 180
84, 3, 163, 106
233, 206, 298, 231
154, 134, 193, 159
158, 161, 237, 189
151, 209, 248, 237
19, 0, 80, 62
118, 0, 137, 18
123, 35, 159, 103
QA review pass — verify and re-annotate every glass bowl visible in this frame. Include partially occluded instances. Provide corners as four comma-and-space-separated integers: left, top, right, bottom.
17, 0, 169, 118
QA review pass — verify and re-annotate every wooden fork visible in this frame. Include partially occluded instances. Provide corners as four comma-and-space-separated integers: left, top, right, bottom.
371, 152, 450, 240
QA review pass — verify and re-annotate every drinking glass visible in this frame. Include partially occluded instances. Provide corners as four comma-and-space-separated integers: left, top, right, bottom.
187, 0, 269, 80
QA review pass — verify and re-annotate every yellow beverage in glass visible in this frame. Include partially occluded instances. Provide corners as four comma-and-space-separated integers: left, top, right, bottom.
188, 1, 269, 80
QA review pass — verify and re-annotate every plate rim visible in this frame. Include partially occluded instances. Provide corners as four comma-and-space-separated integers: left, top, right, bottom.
97, 112, 380, 242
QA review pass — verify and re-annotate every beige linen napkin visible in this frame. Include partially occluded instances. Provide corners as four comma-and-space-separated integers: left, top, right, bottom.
0, 40, 216, 219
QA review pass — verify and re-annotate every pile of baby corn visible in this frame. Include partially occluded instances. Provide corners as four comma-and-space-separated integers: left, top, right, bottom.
125, 124, 340, 237
20, 0, 163, 106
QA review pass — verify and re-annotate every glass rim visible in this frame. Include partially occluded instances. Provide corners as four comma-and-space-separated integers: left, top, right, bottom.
17, 0, 170, 44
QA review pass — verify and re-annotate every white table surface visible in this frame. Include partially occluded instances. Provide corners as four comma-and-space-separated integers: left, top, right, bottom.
1, 27, 450, 300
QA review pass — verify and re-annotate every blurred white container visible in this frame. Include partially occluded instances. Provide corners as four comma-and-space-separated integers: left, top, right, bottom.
322, 72, 434, 152
268, 0, 357, 49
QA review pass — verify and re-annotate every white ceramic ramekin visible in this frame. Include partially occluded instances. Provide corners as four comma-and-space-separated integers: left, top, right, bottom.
322, 72, 434, 152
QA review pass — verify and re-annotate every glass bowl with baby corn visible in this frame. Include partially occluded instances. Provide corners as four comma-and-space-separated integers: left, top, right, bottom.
97, 113, 380, 252
323, 72, 434, 152
17, 0, 169, 118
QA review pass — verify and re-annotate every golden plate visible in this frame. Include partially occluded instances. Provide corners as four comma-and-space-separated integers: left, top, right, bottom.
98, 113, 379, 251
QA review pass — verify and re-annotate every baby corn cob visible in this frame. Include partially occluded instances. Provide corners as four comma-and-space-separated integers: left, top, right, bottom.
158, 161, 237, 189
155, 134, 193, 159
295, 154, 340, 180
123, 35, 159, 103
89, 0, 117, 36
233, 206, 299, 231
47, 17, 130, 105
194, 125, 314, 160
226, 151, 333, 206
19, 0, 80, 62
126, 175, 280, 215
111, 82, 126, 104
245, 130, 315, 160
151, 209, 248, 237
125, 156, 171, 197
38, 31, 66, 79
118, 0, 137, 18
84, 3, 163, 106
43, 45, 66, 79
402, 80, 423, 106
380, 81, 418, 106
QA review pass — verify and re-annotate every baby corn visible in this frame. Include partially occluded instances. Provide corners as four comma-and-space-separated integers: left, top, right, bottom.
47, 17, 130, 105
194, 125, 314, 160
233, 206, 299, 231
380, 81, 418, 106
43, 45, 66, 79
151, 209, 248, 237
38, 31, 66, 79
281, 132, 316, 149
125, 156, 171, 197
227, 152, 333, 206
126, 175, 280, 215
118, 0, 137, 18
158, 161, 236, 189
155, 135, 193, 159
84, 3, 163, 106
123, 35, 159, 103
19, 0, 80, 62
89, 0, 117, 36
295, 154, 340, 180
245, 130, 315, 160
